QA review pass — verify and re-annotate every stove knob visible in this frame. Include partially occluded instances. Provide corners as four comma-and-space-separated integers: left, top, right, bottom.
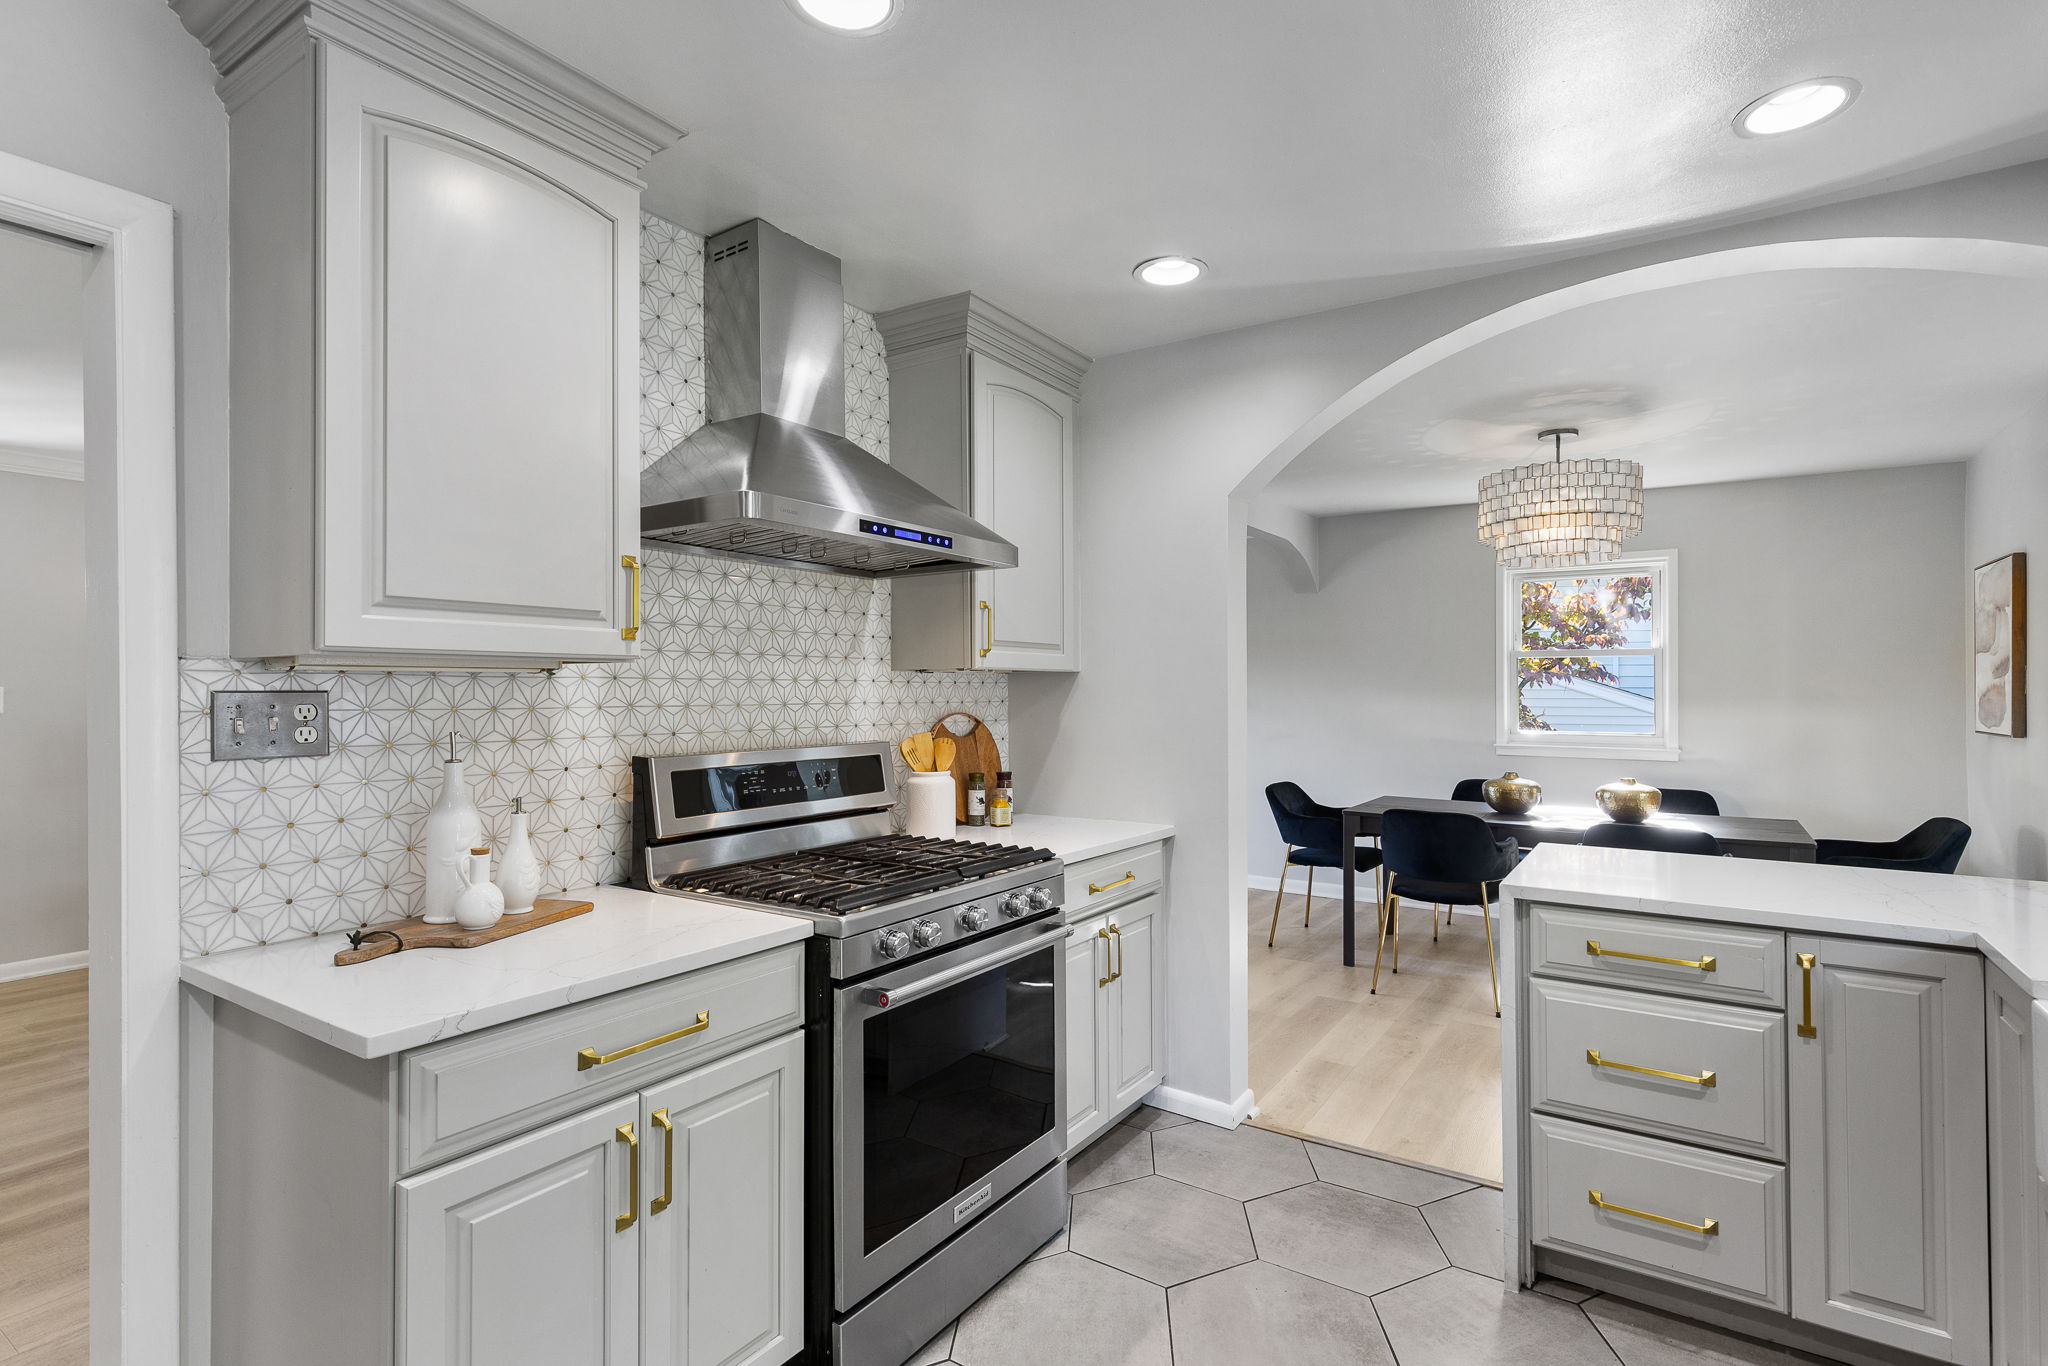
1001, 893, 1028, 918
875, 927, 912, 959
1026, 887, 1053, 911
958, 905, 990, 932
912, 919, 945, 948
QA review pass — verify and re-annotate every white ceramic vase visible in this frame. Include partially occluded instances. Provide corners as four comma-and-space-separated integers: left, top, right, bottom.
422, 740, 484, 925
452, 848, 505, 931
904, 771, 957, 839
497, 799, 542, 914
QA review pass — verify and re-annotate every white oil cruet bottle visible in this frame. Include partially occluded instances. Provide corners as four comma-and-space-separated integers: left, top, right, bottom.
421, 735, 484, 925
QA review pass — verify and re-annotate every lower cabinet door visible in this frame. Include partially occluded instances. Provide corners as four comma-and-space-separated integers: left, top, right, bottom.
639, 1031, 805, 1366
1063, 918, 1107, 1149
1107, 894, 1163, 1113
1787, 935, 1989, 1366
397, 1094, 641, 1366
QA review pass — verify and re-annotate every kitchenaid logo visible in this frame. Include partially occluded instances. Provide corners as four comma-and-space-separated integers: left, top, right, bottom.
954, 1183, 994, 1223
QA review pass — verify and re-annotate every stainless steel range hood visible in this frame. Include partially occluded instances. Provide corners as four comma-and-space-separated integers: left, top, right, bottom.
640, 220, 1017, 576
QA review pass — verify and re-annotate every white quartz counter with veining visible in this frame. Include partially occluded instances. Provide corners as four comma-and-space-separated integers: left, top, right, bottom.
180, 884, 812, 1059
1502, 843, 2048, 997
948, 813, 1175, 864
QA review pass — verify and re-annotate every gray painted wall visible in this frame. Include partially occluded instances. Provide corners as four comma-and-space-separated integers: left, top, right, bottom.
0, 470, 88, 965
1246, 465, 1969, 880
1964, 388, 2048, 878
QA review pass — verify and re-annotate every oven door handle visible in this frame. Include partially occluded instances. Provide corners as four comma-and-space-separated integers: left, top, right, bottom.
865, 928, 1068, 1009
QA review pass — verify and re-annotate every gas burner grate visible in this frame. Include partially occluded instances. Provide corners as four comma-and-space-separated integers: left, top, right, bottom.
661, 836, 1054, 913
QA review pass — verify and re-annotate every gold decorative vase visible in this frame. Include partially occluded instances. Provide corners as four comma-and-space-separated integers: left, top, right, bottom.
1595, 777, 1662, 824
1481, 772, 1543, 816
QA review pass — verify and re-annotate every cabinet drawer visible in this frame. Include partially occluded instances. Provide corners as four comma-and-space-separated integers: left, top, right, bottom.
1530, 1114, 1787, 1312
1530, 904, 1784, 1008
1065, 844, 1164, 913
1529, 978, 1786, 1160
398, 944, 802, 1173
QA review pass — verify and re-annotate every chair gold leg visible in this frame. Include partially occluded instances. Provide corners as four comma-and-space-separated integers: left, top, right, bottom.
1432, 903, 1440, 943
1370, 892, 1397, 993
1303, 866, 1314, 926
1267, 847, 1292, 948
1392, 896, 1401, 974
1479, 886, 1502, 1018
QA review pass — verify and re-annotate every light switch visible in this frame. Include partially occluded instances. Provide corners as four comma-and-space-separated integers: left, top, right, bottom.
210, 690, 332, 760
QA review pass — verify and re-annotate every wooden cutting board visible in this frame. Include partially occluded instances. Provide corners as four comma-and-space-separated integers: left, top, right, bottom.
333, 897, 594, 965
931, 712, 1002, 823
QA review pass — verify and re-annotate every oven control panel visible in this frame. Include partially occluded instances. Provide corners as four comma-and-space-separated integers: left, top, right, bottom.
843, 876, 1063, 978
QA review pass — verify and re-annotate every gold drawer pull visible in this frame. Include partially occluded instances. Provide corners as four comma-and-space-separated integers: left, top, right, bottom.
1797, 952, 1817, 1038
615, 1123, 640, 1233
1585, 939, 1716, 972
1588, 1189, 1718, 1236
1089, 872, 1137, 895
578, 1011, 710, 1071
979, 600, 994, 658
1585, 1048, 1716, 1088
1096, 925, 1115, 987
1109, 923, 1125, 982
621, 554, 642, 641
650, 1108, 675, 1216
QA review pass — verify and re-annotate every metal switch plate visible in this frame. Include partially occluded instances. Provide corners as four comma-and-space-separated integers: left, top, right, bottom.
209, 689, 332, 760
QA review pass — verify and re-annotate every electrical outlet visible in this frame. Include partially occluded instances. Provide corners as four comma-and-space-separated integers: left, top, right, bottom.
210, 689, 332, 761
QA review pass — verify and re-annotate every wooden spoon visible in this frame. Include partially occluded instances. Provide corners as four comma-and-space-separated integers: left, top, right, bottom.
931, 734, 957, 773
899, 733, 935, 772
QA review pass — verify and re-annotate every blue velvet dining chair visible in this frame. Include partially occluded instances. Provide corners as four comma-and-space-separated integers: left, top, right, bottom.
1581, 824, 1725, 856
1450, 778, 1488, 803
1374, 808, 1518, 1016
1815, 818, 1971, 874
1264, 782, 1384, 948
1656, 788, 1721, 816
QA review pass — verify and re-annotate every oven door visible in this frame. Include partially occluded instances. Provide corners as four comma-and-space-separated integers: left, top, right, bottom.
834, 917, 1066, 1311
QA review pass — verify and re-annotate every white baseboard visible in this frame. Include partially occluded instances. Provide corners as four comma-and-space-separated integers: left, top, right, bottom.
0, 949, 87, 984
1146, 1085, 1259, 1129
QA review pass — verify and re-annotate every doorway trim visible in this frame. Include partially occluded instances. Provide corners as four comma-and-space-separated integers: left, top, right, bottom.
0, 149, 181, 1362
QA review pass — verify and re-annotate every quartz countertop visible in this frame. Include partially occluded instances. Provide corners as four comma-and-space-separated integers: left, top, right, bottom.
1502, 843, 2048, 997
947, 813, 1175, 864
180, 884, 812, 1059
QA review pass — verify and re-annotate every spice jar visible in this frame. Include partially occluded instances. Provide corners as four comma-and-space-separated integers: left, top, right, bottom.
965, 772, 988, 826
989, 771, 1014, 828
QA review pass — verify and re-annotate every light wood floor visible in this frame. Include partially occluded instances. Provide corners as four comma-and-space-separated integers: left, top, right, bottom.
0, 970, 87, 1365
1246, 885, 1504, 1183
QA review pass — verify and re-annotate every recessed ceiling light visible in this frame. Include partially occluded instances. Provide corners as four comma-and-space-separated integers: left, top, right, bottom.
1133, 256, 1206, 286
788, 0, 897, 34
1734, 78, 1859, 137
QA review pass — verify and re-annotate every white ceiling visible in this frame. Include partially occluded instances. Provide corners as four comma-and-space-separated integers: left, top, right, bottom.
0, 225, 86, 470
1260, 267, 2048, 517
462, 0, 2048, 356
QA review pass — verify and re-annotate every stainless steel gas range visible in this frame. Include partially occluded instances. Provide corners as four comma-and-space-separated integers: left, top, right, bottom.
633, 743, 1069, 1366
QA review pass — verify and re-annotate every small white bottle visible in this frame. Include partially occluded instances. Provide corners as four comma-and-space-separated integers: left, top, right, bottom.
421, 735, 484, 925
452, 847, 505, 931
497, 796, 542, 915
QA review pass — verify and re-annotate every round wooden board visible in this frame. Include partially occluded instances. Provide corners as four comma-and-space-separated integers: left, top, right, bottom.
931, 713, 1002, 824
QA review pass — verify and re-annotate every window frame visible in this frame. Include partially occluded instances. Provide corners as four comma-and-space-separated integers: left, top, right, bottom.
1495, 549, 1680, 762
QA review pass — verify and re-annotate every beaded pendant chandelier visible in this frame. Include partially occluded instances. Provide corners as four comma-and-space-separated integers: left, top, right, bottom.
1476, 426, 1643, 568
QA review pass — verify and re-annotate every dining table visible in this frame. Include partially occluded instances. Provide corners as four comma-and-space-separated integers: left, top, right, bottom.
1336, 795, 1816, 967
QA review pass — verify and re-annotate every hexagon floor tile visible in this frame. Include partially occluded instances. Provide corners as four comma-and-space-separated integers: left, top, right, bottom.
1373, 1267, 1623, 1366
1306, 1141, 1477, 1206
1069, 1175, 1255, 1286
1149, 1119, 1315, 1200
1246, 1181, 1448, 1295
1420, 1184, 1504, 1277
1068, 1123, 1153, 1193
1168, 1261, 1394, 1366
951, 1252, 1170, 1366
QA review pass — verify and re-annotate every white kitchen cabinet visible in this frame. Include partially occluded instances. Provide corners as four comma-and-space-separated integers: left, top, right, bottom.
880, 295, 1089, 673
1986, 970, 2038, 1366
1786, 934, 1989, 1366
176, 0, 679, 666
1062, 858, 1168, 1152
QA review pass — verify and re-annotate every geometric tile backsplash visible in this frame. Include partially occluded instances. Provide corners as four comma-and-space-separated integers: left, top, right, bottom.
177, 214, 1006, 956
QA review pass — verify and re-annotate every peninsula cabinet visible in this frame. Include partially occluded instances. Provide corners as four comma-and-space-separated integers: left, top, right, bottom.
174, 0, 681, 667
1062, 843, 1168, 1151
880, 295, 1089, 673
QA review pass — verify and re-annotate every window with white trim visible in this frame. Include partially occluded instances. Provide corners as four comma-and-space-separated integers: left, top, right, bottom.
1498, 551, 1676, 759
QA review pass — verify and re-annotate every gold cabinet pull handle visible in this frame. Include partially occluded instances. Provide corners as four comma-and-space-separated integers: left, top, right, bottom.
621, 554, 642, 641
615, 1123, 640, 1233
1110, 923, 1125, 982
1797, 952, 1817, 1038
1585, 939, 1716, 972
1089, 872, 1137, 895
1588, 1189, 1718, 1236
1096, 925, 1114, 988
650, 1108, 675, 1216
1585, 1048, 1716, 1088
578, 1011, 710, 1071
978, 600, 994, 658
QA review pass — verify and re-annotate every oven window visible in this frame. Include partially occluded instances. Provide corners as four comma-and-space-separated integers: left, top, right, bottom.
861, 944, 1058, 1254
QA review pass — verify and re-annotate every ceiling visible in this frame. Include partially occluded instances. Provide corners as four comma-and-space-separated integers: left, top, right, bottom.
1259, 266, 2048, 517
0, 225, 86, 472
460, 0, 2048, 357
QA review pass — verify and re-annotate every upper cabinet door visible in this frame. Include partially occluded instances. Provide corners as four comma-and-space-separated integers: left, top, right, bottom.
969, 353, 1077, 671
1786, 935, 1989, 1366
318, 50, 639, 660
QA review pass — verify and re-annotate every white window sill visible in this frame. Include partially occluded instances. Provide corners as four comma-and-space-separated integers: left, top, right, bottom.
1494, 741, 1682, 763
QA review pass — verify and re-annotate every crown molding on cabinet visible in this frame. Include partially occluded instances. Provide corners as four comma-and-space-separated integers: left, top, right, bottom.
0, 447, 83, 481
876, 293, 1091, 397
171, 0, 684, 181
